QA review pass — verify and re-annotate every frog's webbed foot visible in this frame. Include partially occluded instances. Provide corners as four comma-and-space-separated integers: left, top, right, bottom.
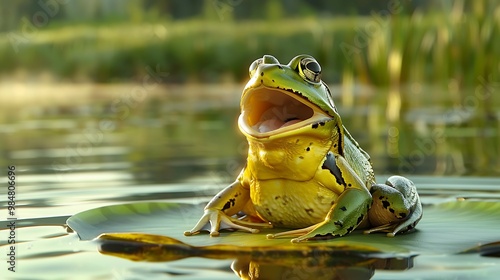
184, 209, 270, 237
365, 175, 423, 237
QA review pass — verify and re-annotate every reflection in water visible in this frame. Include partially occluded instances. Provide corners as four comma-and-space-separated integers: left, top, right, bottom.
1, 83, 499, 188
368, 84, 499, 176
97, 233, 415, 280
1, 83, 499, 218
231, 256, 414, 280
1, 82, 499, 279
462, 241, 500, 258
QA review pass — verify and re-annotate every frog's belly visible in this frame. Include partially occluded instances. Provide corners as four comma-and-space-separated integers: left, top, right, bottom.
249, 179, 339, 228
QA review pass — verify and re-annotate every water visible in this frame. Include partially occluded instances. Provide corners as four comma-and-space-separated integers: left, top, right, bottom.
0, 82, 499, 279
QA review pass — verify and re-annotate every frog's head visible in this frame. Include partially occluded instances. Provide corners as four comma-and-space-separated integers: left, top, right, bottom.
238, 54, 341, 139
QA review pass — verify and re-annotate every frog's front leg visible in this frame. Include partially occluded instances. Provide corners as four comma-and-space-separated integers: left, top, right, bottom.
184, 179, 267, 237
364, 175, 422, 237
267, 153, 372, 243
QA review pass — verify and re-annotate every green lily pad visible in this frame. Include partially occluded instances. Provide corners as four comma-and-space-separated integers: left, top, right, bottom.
66, 198, 500, 279
67, 199, 500, 253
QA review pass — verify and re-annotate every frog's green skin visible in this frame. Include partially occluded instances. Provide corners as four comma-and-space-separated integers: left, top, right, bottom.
184, 55, 422, 242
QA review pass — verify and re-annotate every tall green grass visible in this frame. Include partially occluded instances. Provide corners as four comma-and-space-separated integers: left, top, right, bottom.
339, 0, 500, 88
0, 1, 498, 87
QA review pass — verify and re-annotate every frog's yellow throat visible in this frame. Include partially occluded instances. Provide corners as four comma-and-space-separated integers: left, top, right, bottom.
238, 85, 333, 139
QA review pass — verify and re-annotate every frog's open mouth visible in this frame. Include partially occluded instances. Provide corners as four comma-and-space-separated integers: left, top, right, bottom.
239, 87, 331, 137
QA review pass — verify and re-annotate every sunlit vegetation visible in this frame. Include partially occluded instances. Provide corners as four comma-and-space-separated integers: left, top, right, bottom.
0, 1, 498, 88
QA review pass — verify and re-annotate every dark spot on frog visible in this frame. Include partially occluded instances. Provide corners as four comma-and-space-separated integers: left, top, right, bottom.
319, 121, 325, 126
398, 212, 407, 219
295, 139, 300, 144
272, 79, 275, 83
357, 214, 364, 224
322, 152, 347, 187
260, 72, 264, 76
277, 65, 283, 70
275, 195, 281, 200
306, 147, 310, 152
305, 208, 314, 216
348, 183, 352, 187
346, 226, 355, 233
382, 200, 390, 209
379, 196, 385, 200
312, 233, 339, 240
312, 123, 319, 129
389, 208, 395, 213
299, 156, 304, 159
336, 126, 344, 156
260, 79, 263, 83
334, 221, 343, 227
340, 206, 347, 211
265, 208, 272, 217
222, 198, 236, 211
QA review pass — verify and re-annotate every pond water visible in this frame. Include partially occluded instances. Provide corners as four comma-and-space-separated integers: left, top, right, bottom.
0, 82, 499, 279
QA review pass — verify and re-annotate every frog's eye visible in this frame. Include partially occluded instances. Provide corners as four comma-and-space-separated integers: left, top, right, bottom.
249, 58, 263, 77
299, 57, 321, 83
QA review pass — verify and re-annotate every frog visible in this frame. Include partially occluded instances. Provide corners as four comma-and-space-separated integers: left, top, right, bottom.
184, 54, 422, 243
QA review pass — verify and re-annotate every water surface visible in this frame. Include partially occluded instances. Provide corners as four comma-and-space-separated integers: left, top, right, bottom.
0, 82, 499, 279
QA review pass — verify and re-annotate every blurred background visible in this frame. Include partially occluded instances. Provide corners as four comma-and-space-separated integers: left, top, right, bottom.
0, 0, 499, 218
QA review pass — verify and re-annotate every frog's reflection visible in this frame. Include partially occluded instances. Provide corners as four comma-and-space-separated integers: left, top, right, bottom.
231, 255, 413, 280
232, 258, 374, 280
97, 233, 414, 280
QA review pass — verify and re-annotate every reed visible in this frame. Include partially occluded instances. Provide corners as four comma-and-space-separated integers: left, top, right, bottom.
0, 1, 498, 88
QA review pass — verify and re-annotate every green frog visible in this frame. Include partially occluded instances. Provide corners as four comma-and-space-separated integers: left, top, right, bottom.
184, 55, 422, 243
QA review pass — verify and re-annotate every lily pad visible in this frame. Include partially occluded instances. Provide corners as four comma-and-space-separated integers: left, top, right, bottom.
67, 200, 500, 253
66, 198, 500, 279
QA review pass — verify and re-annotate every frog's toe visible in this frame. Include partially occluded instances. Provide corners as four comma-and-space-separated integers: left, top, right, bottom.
185, 209, 263, 237
218, 214, 261, 234
266, 225, 317, 242
363, 214, 420, 237
363, 223, 397, 236
184, 212, 211, 236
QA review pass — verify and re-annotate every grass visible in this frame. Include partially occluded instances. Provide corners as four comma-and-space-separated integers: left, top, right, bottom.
0, 1, 499, 88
